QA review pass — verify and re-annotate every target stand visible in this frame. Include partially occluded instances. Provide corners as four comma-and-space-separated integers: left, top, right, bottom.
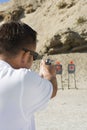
68, 61, 77, 89
55, 62, 63, 90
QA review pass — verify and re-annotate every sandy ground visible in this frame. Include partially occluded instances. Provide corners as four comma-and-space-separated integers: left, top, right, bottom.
35, 89, 87, 130
32, 53, 87, 130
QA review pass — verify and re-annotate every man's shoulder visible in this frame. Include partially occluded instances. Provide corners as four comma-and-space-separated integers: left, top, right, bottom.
12, 68, 39, 81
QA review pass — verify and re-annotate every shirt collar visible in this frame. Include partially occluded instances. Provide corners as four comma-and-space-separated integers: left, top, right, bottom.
0, 60, 11, 68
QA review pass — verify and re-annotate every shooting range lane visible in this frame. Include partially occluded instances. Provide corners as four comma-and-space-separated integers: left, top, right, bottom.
32, 53, 87, 130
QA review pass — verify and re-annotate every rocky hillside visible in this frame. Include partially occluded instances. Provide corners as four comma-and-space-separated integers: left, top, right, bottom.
0, 0, 87, 55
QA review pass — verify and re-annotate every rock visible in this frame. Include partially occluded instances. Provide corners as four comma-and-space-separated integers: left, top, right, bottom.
0, 12, 4, 22
4, 13, 12, 21
71, 44, 87, 52
48, 45, 70, 54
48, 34, 62, 48
25, 4, 35, 14
42, 28, 87, 55
60, 28, 85, 47
11, 6, 24, 21
1, 6, 24, 22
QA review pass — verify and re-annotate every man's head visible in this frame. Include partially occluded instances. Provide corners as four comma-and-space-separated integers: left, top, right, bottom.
0, 21, 38, 69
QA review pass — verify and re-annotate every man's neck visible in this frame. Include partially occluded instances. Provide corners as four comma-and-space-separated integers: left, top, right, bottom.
0, 55, 20, 69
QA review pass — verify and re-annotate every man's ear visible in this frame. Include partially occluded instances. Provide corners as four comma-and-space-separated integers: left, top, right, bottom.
21, 51, 30, 64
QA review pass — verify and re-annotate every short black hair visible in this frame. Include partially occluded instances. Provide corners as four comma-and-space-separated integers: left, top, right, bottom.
0, 21, 37, 57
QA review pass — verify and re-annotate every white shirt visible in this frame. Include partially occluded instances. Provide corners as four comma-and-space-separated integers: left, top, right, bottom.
0, 60, 53, 130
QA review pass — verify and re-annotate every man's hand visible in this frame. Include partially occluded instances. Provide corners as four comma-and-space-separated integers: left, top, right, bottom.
39, 60, 58, 98
39, 59, 56, 78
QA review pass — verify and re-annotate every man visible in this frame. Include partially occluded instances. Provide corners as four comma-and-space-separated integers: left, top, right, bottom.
0, 21, 57, 130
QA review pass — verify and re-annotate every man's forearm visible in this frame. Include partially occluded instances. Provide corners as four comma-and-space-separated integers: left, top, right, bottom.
49, 76, 58, 98
43, 75, 58, 98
